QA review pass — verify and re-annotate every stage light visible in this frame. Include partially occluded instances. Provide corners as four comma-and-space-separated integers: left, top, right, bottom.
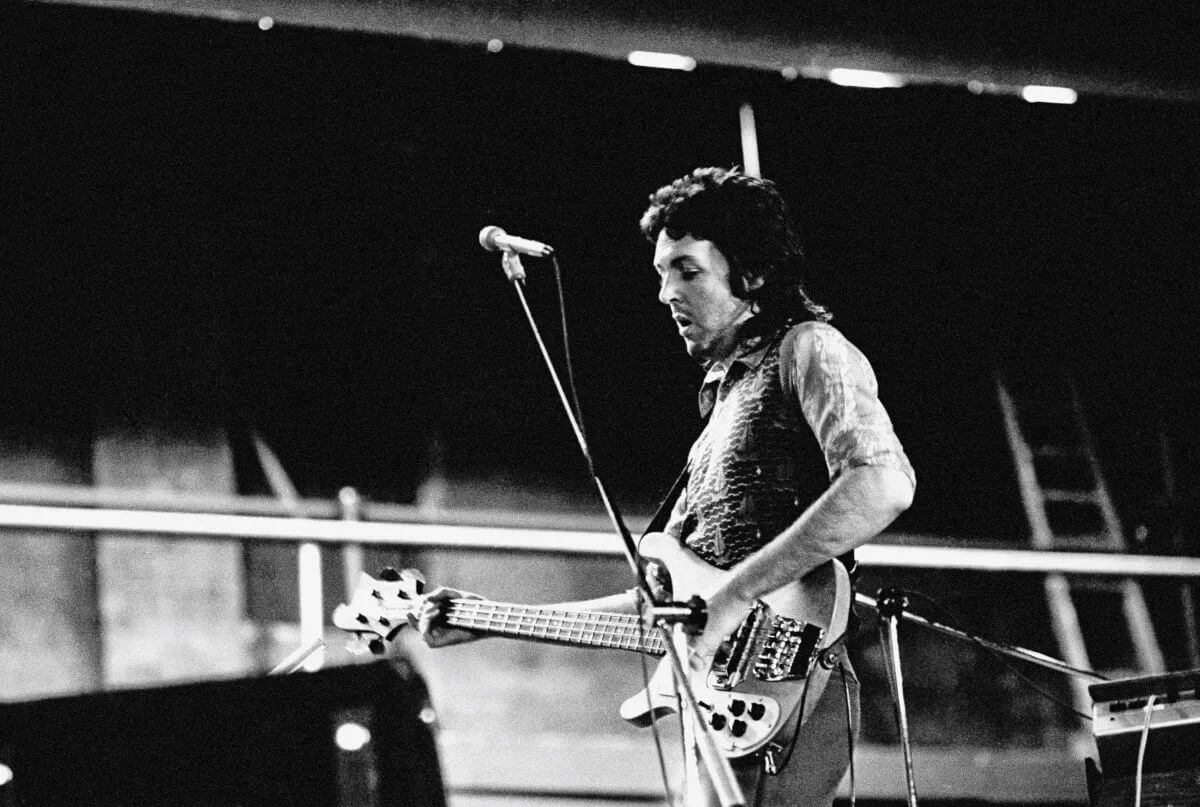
335, 722, 372, 752
1021, 85, 1078, 104
780, 66, 799, 81
257, 16, 273, 30
627, 51, 697, 71
486, 39, 503, 53
0, 763, 12, 786
827, 69, 904, 89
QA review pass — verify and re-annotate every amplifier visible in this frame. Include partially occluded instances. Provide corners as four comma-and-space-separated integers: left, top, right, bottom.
1089, 668, 1200, 777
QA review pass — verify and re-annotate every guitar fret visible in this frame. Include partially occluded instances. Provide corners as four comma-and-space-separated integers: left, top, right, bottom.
446, 601, 664, 654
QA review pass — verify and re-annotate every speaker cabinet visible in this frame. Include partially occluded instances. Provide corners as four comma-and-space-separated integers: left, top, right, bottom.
0, 660, 446, 806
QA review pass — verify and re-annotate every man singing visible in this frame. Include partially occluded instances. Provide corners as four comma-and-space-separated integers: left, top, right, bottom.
415, 167, 915, 806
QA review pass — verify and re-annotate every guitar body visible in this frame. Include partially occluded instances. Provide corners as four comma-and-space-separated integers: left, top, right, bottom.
618, 532, 852, 758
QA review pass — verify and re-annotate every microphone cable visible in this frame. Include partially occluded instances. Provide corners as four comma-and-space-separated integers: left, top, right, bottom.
550, 253, 588, 436
542, 248, 679, 803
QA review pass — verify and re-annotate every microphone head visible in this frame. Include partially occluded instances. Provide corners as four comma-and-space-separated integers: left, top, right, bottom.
478, 225, 506, 252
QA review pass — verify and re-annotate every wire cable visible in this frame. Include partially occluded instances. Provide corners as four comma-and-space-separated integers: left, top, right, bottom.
633, 588, 682, 803
842, 663, 857, 807
540, 252, 677, 803
1134, 694, 1157, 807
551, 253, 589, 435
900, 588, 1095, 722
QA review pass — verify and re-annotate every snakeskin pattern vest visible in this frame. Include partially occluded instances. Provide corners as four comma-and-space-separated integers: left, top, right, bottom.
680, 331, 831, 570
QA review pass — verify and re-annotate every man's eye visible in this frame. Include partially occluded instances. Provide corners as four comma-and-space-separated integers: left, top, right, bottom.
680, 270, 699, 279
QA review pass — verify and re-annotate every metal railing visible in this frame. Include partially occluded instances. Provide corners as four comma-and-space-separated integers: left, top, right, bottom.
2, 484, 1199, 577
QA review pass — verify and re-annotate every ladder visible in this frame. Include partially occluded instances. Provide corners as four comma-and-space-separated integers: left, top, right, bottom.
995, 370, 1165, 723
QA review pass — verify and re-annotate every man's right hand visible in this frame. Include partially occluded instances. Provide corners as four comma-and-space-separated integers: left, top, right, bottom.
408, 586, 487, 648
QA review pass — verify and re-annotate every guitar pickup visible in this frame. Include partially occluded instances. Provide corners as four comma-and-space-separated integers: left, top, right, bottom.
707, 601, 772, 691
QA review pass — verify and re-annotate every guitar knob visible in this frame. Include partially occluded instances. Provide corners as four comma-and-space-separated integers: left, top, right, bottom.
379, 567, 402, 581
729, 699, 746, 716
749, 703, 766, 721
709, 714, 727, 731
367, 638, 387, 656
730, 720, 747, 738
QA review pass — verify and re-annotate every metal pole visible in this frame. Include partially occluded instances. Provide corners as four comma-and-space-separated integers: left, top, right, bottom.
738, 102, 760, 177
878, 589, 919, 807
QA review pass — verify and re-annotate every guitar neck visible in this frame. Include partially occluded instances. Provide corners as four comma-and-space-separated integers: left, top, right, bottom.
445, 600, 667, 655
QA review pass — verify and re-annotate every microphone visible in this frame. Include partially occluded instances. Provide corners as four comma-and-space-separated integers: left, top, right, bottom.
478, 226, 554, 257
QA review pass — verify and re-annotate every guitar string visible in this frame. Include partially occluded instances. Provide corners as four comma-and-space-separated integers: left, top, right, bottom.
446, 598, 803, 634
444, 601, 807, 643
428, 601, 809, 660
441, 601, 814, 656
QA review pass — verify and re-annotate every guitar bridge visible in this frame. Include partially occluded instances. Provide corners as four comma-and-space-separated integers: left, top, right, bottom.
707, 602, 825, 690
754, 618, 824, 682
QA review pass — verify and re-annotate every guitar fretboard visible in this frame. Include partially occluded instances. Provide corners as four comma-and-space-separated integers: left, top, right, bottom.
445, 600, 667, 654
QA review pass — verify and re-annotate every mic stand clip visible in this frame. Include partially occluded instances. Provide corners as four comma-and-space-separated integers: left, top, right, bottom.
647, 595, 708, 635
500, 249, 526, 282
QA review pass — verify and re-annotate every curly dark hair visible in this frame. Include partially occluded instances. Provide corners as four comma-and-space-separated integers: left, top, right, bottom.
639, 167, 831, 334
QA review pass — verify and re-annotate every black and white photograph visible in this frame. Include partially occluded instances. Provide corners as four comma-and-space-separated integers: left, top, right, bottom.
1, 0, 1198, 804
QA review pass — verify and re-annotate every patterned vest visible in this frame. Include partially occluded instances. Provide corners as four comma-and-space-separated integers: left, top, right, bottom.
679, 330, 832, 570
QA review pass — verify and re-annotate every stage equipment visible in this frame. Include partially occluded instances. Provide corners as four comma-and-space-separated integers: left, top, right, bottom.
478, 237, 746, 806
1089, 668, 1200, 777
0, 660, 446, 806
856, 588, 1108, 807
875, 589, 920, 807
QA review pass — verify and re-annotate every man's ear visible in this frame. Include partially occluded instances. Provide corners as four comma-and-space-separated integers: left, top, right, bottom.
745, 274, 766, 291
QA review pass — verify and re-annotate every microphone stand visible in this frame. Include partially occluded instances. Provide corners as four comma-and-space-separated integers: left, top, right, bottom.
495, 250, 745, 807
856, 587, 1107, 807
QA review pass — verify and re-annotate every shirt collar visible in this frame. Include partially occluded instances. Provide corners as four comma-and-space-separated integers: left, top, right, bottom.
697, 330, 774, 416
702, 329, 772, 379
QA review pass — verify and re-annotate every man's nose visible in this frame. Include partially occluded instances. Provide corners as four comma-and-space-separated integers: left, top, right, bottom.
658, 276, 678, 305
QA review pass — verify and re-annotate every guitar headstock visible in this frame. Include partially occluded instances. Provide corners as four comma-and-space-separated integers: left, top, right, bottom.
332, 567, 426, 655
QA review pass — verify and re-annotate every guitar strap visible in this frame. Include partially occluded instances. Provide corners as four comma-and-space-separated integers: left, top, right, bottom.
641, 465, 689, 537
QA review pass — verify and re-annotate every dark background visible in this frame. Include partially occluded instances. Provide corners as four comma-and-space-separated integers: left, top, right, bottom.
3, 3, 1198, 546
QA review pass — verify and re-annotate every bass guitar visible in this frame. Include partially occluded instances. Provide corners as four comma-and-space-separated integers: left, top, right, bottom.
332, 531, 851, 759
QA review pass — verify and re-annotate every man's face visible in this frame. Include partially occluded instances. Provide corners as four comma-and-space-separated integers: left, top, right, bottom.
654, 232, 753, 364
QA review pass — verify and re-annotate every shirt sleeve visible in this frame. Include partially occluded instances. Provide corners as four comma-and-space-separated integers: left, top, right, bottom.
782, 322, 916, 487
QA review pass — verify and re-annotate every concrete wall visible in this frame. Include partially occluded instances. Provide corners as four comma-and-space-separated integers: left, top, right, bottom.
0, 439, 101, 698
91, 426, 251, 687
